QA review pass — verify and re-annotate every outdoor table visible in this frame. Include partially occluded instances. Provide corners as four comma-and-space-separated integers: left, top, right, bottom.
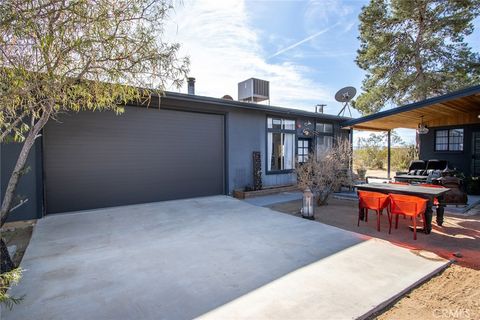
394, 174, 428, 183
355, 183, 450, 234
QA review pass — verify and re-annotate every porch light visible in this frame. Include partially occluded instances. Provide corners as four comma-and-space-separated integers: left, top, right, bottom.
416, 116, 429, 135
301, 188, 314, 220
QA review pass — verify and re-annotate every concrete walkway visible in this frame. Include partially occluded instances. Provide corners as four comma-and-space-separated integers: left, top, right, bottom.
243, 191, 302, 207
3, 196, 448, 320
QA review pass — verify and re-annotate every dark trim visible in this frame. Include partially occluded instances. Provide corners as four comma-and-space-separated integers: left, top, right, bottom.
265, 115, 297, 175
162, 92, 351, 122
224, 113, 229, 195
265, 169, 295, 175
433, 127, 465, 153
342, 85, 480, 128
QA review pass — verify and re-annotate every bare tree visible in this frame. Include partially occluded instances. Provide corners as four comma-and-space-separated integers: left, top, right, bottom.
296, 138, 353, 206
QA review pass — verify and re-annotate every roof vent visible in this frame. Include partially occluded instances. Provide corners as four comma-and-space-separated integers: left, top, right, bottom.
238, 78, 269, 103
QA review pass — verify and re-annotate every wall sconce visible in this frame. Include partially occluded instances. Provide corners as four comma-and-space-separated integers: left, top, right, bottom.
301, 188, 314, 220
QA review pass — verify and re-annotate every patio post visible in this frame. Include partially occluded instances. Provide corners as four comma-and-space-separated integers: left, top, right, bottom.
350, 129, 353, 172
387, 130, 391, 179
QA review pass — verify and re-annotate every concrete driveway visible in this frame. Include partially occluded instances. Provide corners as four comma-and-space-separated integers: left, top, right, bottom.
4, 196, 448, 320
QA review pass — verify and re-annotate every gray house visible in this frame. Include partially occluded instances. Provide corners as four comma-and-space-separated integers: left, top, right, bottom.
1, 81, 350, 221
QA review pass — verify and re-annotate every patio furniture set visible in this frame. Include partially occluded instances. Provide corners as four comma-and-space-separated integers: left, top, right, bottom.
355, 181, 450, 240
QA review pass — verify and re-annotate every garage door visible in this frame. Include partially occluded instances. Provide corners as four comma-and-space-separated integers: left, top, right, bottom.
44, 106, 225, 214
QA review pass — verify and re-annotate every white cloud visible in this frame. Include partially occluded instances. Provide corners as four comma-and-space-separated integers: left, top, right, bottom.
269, 22, 340, 58
303, 0, 354, 33
164, 0, 333, 110
302, 0, 358, 54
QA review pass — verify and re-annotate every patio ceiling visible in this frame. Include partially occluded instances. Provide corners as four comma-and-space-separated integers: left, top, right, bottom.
342, 85, 480, 131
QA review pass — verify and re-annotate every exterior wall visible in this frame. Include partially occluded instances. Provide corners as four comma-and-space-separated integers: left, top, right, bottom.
227, 109, 297, 191
1, 95, 348, 221
227, 110, 350, 192
0, 139, 43, 221
419, 123, 480, 176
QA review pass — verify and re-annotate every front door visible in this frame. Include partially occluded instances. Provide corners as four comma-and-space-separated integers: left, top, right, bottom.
472, 132, 480, 176
298, 138, 312, 164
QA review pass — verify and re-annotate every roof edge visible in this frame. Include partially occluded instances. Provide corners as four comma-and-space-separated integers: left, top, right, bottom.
161, 91, 352, 121
341, 84, 480, 128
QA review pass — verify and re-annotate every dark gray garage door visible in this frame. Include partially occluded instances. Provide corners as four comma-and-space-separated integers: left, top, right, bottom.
44, 107, 224, 214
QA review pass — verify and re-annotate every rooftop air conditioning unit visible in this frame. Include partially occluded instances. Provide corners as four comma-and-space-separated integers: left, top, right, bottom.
238, 78, 269, 103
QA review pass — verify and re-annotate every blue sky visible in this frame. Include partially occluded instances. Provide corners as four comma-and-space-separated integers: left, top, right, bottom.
166, 0, 480, 144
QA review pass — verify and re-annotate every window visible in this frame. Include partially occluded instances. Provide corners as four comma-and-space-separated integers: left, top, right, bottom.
315, 122, 334, 159
316, 123, 333, 134
316, 135, 333, 157
435, 128, 464, 151
267, 117, 295, 172
297, 139, 310, 163
267, 118, 295, 130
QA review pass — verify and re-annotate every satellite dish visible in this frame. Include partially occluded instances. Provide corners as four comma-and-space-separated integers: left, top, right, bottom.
335, 86, 357, 117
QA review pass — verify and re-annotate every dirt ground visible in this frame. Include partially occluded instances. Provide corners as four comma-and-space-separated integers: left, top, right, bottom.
269, 198, 480, 319
377, 265, 479, 320
2, 220, 35, 266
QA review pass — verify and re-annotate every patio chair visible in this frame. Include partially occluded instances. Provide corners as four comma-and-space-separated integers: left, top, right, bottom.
388, 194, 427, 240
426, 159, 449, 173
406, 160, 427, 175
357, 191, 390, 232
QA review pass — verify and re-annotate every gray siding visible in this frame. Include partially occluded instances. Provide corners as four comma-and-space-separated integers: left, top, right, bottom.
226, 111, 349, 192
227, 109, 297, 191
1, 95, 348, 221
419, 123, 480, 176
0, 139, 43, 221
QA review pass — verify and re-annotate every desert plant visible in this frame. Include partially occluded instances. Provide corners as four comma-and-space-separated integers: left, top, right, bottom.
354, 131, 417, 172
391, 145, 418, 171
296, 138, 353, 206
0, 268, 24, 310
357, 167, 367, 180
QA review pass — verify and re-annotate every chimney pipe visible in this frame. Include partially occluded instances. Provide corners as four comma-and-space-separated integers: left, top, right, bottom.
316, 104, 326, 114
187, 77, 195, 95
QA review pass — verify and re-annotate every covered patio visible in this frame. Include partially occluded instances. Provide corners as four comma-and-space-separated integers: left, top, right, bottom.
343, 85, 480, 178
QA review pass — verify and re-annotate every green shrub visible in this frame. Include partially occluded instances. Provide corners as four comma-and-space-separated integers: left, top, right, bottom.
354, 147, 417, 171
354, 131, 417, 172
0, 268, 24, 310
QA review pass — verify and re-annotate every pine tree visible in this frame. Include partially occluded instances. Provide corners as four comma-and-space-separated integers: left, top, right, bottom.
355, 0, 480, 115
